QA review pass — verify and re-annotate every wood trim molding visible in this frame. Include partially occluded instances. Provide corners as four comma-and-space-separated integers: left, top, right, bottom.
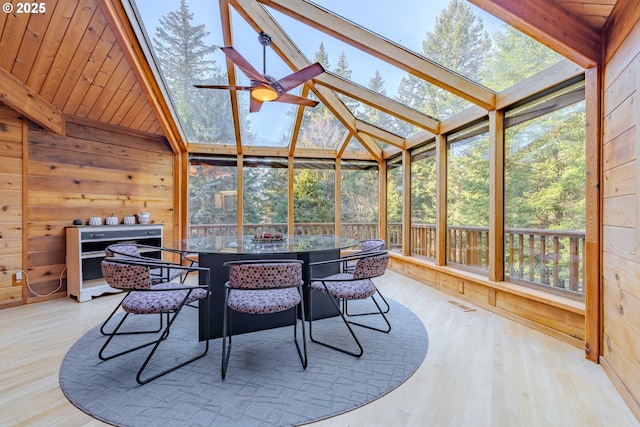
379, 159, 388, 241
584, 66, 602, 362
468, 0, 601, 68
488, 110, 504, 281
603, 0, 640, 64
402, 150, 412, 256
0, 66, 64, 136
435, 134, 447, 266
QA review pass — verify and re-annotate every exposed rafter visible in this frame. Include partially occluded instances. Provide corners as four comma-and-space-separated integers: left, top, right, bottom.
356, 120, 404, 148
229, 0, 382, 160
315, 72, 441, 133
0, 66, 64, 135
256, 0, 496, 110
219, 0, 244, 155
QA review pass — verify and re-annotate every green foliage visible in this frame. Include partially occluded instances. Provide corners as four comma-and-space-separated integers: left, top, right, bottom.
341, 169, 379, 222
243, 167, 288, 224
411, 152, 437, 223
505, 102, 586, 230
482, 26, 563, 91
447, 133, 490, 226
293, 169, 335, 223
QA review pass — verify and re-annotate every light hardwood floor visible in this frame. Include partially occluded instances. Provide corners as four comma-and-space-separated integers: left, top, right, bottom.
1, 270, 638, 427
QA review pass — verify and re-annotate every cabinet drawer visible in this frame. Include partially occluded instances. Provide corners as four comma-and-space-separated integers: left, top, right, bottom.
81, 227, 162, 241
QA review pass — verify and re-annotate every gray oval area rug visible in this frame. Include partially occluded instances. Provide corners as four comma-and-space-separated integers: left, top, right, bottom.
60, 299, 428, 427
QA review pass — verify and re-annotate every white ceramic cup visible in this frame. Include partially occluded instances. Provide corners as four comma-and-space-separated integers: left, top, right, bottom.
123, 216, 136, 225
89, 216, 102, 226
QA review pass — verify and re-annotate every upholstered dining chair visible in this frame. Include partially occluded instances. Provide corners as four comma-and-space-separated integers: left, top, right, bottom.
309, 251, 391, 357
105, 243, 184, 284
99, 256, 210, 384
221, 259, 307, 380
343, 239, 390, 316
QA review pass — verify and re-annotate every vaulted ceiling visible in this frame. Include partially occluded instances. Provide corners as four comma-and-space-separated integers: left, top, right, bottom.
0, 0, 622, 158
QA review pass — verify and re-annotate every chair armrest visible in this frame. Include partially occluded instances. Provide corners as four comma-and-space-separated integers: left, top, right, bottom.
308, 250, 387, 267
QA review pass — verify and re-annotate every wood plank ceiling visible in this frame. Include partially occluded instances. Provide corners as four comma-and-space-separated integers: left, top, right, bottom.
0, 0, 163, 136
0, 0, 622, 153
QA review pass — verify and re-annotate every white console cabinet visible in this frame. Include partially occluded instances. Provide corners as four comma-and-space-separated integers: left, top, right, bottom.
66, 224, 163, 302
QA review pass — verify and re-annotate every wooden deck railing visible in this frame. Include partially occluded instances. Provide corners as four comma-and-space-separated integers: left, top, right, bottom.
391, 222, 585, 294
188, 223, 374, 239
189, 222, 585, 295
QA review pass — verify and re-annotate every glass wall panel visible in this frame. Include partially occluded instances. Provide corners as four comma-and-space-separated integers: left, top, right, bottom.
504, 82, 586, 296
410, 142, 436, 259
341, 160, 379, 240
386, 155, 403, 252
188, 156, 238, 237
243, 157, 289, 235
293, 159, 336, 235
447, 126, 490, 271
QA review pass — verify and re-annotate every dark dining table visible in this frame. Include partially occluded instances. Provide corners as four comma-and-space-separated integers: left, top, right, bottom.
177, 234, 359, 340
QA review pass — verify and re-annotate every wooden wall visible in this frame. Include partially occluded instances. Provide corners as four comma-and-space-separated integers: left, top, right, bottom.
0, 103, 176, 308
0, 105, 24, 308
601, 11, 640, 419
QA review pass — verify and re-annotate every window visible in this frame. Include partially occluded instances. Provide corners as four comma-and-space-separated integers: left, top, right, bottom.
188, 156, 238, 237
243, 157, 289, 235
293, 158, 336, 235
341, 160, 379, 240
386, 155, 403, 252
447, 124, 490, 271
410, 142, 436, 259
504, 80, 586, 296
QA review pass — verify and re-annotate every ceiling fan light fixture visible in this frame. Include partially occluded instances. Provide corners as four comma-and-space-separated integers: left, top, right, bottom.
251, 86, 279, 101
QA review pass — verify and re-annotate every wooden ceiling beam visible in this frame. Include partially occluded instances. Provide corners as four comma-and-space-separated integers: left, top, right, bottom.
468, 0, 602, 68
0, 66, 64, 135
230, 0, 382, 161
316, 72, 441, 133
219, 0, 244, 155
496, 59, 584, 109
256, 0, 496, 110
356, 120, 404, 148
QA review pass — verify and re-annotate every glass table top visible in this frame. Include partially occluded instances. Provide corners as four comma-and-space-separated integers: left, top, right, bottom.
179, 234, 359, 255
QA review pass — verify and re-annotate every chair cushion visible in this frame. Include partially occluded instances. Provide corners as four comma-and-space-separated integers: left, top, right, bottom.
227, 288, 301, 314
122, 283, 208, 314
311, 273, 376, 300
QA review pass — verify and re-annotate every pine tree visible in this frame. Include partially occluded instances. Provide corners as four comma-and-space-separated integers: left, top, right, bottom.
395, 0, 490, 118
364, 70, 400, 133
152, 0, 234, 143
482, 26, 563, 91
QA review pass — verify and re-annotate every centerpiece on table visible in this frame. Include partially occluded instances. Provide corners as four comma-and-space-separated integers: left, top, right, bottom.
251, 227, 285, 243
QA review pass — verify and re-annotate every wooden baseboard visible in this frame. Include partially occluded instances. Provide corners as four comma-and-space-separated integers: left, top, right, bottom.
388, 252, 586, 350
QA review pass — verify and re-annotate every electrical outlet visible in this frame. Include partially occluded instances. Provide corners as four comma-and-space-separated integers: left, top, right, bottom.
14, 271, 22, 285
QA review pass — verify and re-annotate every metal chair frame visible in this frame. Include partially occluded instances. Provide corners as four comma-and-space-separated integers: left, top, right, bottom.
99, 257, 211, 385
343, 240, 390, 316
221, 259, 307, 380
309, 251, 391, 357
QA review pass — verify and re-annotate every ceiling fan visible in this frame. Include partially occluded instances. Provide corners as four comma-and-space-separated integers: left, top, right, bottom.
194, 32, 324, 113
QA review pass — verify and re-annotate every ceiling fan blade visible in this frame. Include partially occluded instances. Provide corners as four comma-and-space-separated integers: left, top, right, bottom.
220, 47, 268, 84
277, 63, 324, 92
275, 93, 319, 107
193, 84, 254, 91
249, 97, 264, 113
